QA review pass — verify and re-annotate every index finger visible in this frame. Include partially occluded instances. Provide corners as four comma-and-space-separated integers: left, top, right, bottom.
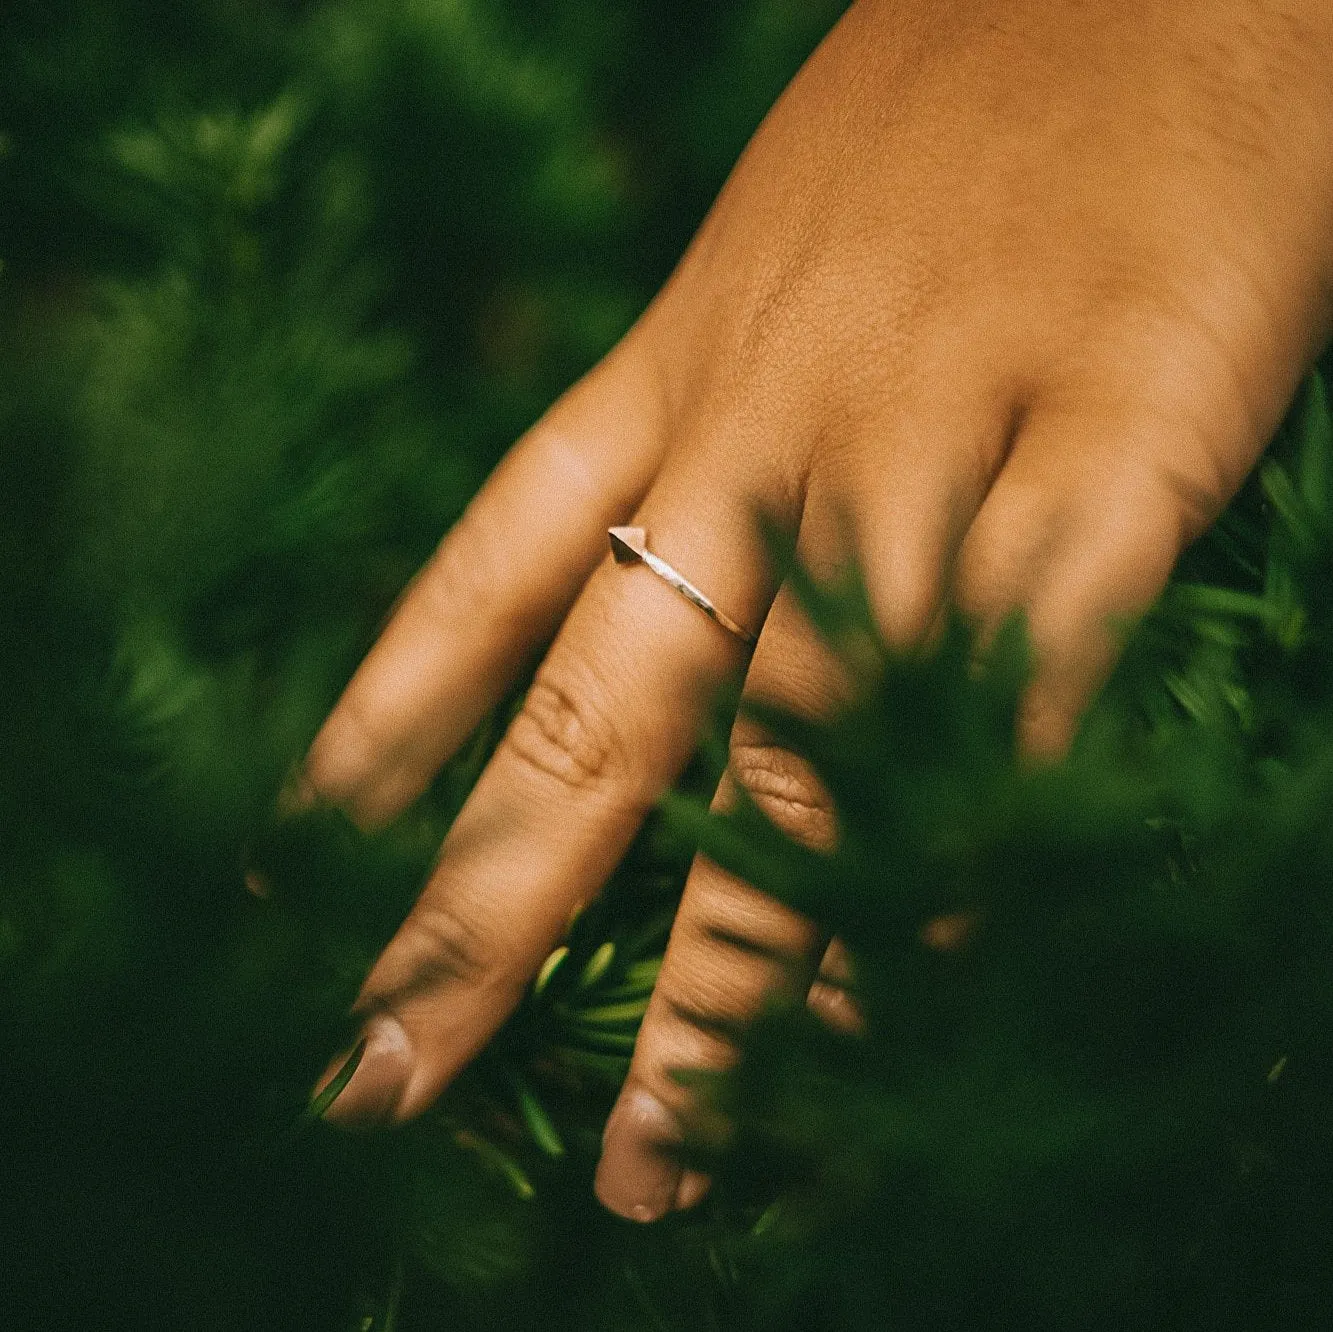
303, 340, 667, 827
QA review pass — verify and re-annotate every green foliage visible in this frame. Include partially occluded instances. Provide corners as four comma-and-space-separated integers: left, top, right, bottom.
4, 1, 1333, 1328
677, 370, 1333, 1329
1, 2, 846, 1327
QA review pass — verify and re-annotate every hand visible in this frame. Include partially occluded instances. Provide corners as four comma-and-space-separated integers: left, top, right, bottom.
303, 0, 1333, 1221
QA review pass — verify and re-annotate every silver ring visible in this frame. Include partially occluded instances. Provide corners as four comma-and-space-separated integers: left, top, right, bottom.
608, 526, 757, 648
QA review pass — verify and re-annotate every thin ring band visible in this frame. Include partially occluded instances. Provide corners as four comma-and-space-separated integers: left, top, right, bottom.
608, 527, 758, 648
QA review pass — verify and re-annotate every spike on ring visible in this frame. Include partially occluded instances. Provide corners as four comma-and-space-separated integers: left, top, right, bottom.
608, 526, 648, 564
608, 526, 757, 647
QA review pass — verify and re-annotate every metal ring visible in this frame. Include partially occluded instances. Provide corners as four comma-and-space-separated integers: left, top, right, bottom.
608, 527, 757, 648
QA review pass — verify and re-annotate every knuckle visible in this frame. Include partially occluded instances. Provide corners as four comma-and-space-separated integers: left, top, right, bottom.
661, 950, 781, 1037
687, 869, 819, 967
399, 896, 511, 994
506, 673, 628, 795
642, 990, 741, 1078
422, 504, 511, 632
862, 539, 948, 650
519, 422, 604, 513
954, 498, 1054, 623
304, 692, 391, 807
728, 737, 837, 851
1139, 422, 1236, 549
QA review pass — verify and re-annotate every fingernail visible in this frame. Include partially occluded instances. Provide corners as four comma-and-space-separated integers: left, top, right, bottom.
594, 1088, 683, 1223
675, 1169, 712, 1212
314, 1013, 413, 1128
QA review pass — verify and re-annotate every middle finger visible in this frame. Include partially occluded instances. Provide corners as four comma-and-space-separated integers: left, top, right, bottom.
319, 454, 790, 1125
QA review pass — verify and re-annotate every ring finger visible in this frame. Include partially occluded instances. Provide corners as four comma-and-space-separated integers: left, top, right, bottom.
594, 503, 857, 1221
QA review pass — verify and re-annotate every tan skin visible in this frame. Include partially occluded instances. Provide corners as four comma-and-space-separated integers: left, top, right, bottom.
303, 0, 1333, 1221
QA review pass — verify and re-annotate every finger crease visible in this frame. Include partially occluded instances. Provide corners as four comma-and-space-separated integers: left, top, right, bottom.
700, 923, 807, 970
664, 998, 747, 1043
